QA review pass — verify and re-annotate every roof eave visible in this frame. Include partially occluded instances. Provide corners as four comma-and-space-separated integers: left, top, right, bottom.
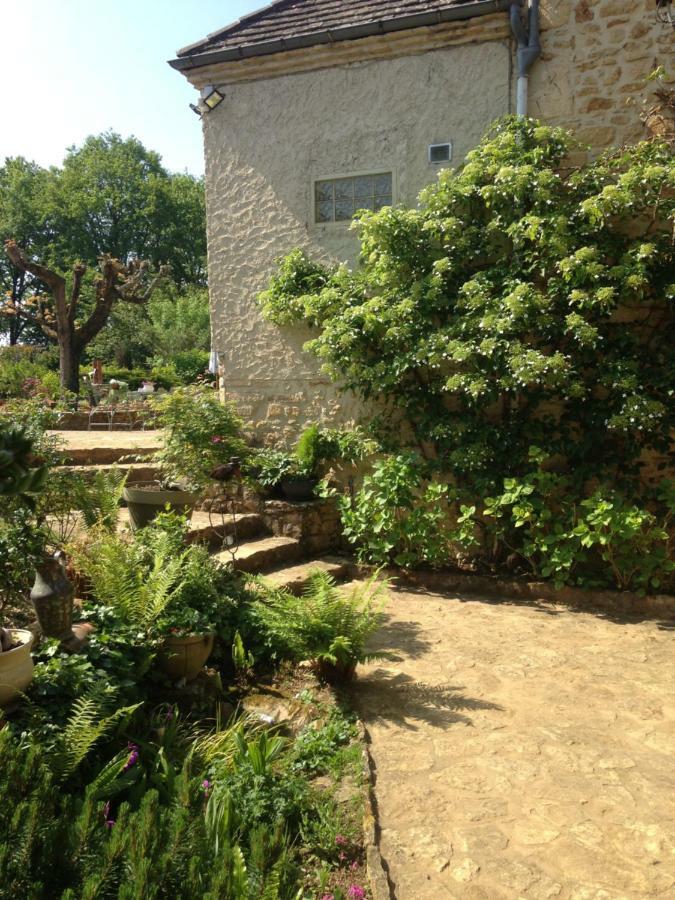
168, 0, 513, 72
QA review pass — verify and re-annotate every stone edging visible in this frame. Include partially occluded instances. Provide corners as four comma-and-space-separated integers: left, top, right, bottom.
355, 718, 393, 900
349, 564, 675, 621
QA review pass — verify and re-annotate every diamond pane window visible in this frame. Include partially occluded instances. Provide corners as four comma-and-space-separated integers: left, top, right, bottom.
315, 172, 392, 223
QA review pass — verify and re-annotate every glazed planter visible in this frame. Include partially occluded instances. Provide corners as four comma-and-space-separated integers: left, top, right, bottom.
0, 630, 35, 708
31, 553, 74, 642
123, 481, 199, 530
158, 632, 214, 682
280, 475, 318, 503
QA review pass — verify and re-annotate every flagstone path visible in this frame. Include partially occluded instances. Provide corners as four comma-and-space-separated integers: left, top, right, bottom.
352, 583, 675, 899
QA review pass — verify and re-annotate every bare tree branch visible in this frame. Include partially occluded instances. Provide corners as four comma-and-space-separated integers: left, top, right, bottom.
68, 263, 87, 325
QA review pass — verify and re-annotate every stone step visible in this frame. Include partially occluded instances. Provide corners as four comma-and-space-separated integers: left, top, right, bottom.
214, 536, 302, 575
261, 557, 352, 594
60, 462, 161, 484
186, 511, 266, 547
49, 430, 162, 465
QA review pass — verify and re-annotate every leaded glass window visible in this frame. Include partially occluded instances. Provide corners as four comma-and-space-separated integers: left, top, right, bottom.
314, 172, 392, 223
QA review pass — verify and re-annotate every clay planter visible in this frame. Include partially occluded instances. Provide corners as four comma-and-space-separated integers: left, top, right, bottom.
0, 630, 35, 708
315, 659, 357, 684
158, 633, 214, 682
123, 482, 199, 530
31, 554, 74, 642
280, 475, 318, 502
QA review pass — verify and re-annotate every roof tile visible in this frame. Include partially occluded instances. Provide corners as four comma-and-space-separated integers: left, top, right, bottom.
178, 0, 489, 57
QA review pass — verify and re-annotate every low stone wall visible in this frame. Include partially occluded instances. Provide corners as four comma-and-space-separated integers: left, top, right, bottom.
353, 565, 675, 621
203, 487, 343, 555
54, 410, 155, 431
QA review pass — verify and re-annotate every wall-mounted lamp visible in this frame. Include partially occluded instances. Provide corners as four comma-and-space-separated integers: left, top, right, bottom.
190, 103, 203, 118
201, 85, 225, 110
656, 0, 674, 26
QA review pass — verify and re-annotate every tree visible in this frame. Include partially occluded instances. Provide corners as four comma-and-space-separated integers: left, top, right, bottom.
258, 118, 675, 497
2, 241, 167, 392
1, 132, 207, 346
0, 158, 51, 345
40, 132, 206, 282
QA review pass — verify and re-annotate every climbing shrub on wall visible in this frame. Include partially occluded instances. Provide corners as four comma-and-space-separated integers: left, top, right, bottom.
259, 117, 675, 590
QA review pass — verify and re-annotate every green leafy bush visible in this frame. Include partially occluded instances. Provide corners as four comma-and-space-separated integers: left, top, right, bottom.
258, 117, 675, 591
339, 453, 452, 568
151, 384, 247, 489
253, 571, 389, 679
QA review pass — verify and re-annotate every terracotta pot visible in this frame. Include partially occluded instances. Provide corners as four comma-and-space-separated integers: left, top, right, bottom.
158, 632, 214, 681
123, 482, 199, 530
31, 553, 74, 642
315, 659, 357, 684
0, 630, 34, 708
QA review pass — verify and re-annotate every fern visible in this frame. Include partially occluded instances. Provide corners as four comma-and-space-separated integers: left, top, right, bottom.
51, 684, 141, 780
79, 468, 127, 531
254, 571, 390, 671
75, 528, 188, 631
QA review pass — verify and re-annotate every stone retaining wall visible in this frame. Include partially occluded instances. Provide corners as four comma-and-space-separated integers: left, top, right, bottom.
204, 488, 343, 555
354, 565, 675, 621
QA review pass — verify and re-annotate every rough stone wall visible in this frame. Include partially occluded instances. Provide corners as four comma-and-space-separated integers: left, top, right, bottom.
195, 2, 669, 443
534, 0, 671, 148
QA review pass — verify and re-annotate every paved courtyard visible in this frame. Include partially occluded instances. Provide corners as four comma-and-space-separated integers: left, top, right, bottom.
353, 584, 675, 899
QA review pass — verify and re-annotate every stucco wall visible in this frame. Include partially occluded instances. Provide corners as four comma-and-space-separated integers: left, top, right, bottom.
202, 37, 512, 444
195, 1, 670, 444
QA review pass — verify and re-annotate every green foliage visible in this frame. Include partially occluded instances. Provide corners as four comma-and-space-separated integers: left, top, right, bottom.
339, 453, 452, 567
296, 424, 322, 474
148, 284, 211, 361
290, 707, 359, 778
232, 630, 255, 677
151, 384, 247, 488
74, 527, 189, 634
259, 118, 675, 591
481, 455, 674, 592
78, 468, 128, 531
0, 504, 44, 613
247, 449, 298, 489
253, 572, 389, 675
0, 425, 48, 498
0, 727, 295, 900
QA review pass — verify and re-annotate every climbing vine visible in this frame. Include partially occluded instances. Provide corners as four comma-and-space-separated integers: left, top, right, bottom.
259, 117, 675, 589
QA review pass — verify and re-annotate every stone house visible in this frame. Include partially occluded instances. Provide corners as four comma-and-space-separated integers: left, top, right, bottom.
170, 0, 671, 443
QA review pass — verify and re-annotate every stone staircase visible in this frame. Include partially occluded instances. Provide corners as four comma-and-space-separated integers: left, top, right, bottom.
54, 430, 351, 593
52, 429, 162, 484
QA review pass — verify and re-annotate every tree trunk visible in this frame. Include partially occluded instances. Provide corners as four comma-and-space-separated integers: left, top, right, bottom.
59, 335, 81, 394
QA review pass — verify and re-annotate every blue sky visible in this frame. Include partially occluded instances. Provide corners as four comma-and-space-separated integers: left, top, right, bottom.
0, 0, 262, 175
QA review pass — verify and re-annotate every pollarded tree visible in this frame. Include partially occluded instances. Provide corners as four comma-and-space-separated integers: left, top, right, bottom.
1, 241, 168, 393
258, 117, 675, 498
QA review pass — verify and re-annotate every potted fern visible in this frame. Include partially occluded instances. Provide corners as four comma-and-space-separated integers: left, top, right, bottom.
0, 427, 48, 706
74, 512, 237, 682
123, 385, 247, 529
253, 571, 390, 682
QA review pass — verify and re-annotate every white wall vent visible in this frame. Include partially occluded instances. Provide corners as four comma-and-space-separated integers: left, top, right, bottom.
428, 142, 452, 164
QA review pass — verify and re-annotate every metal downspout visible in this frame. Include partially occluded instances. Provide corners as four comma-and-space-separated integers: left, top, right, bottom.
510, 0, 541, 116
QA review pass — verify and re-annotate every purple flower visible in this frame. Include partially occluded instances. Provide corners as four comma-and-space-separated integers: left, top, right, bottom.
335, 834, 348, 846
201, 779, 211, 798
122, 743, 139, 773
165, 707, 174, 721
210, 435, 223, 444
320, 895, 334, 900
348, 887, 366, 900
350, 860, 360, 871
102, 801, 115, 829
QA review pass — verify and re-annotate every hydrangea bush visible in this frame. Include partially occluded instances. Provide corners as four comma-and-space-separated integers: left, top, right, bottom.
259, 118, 675, 590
